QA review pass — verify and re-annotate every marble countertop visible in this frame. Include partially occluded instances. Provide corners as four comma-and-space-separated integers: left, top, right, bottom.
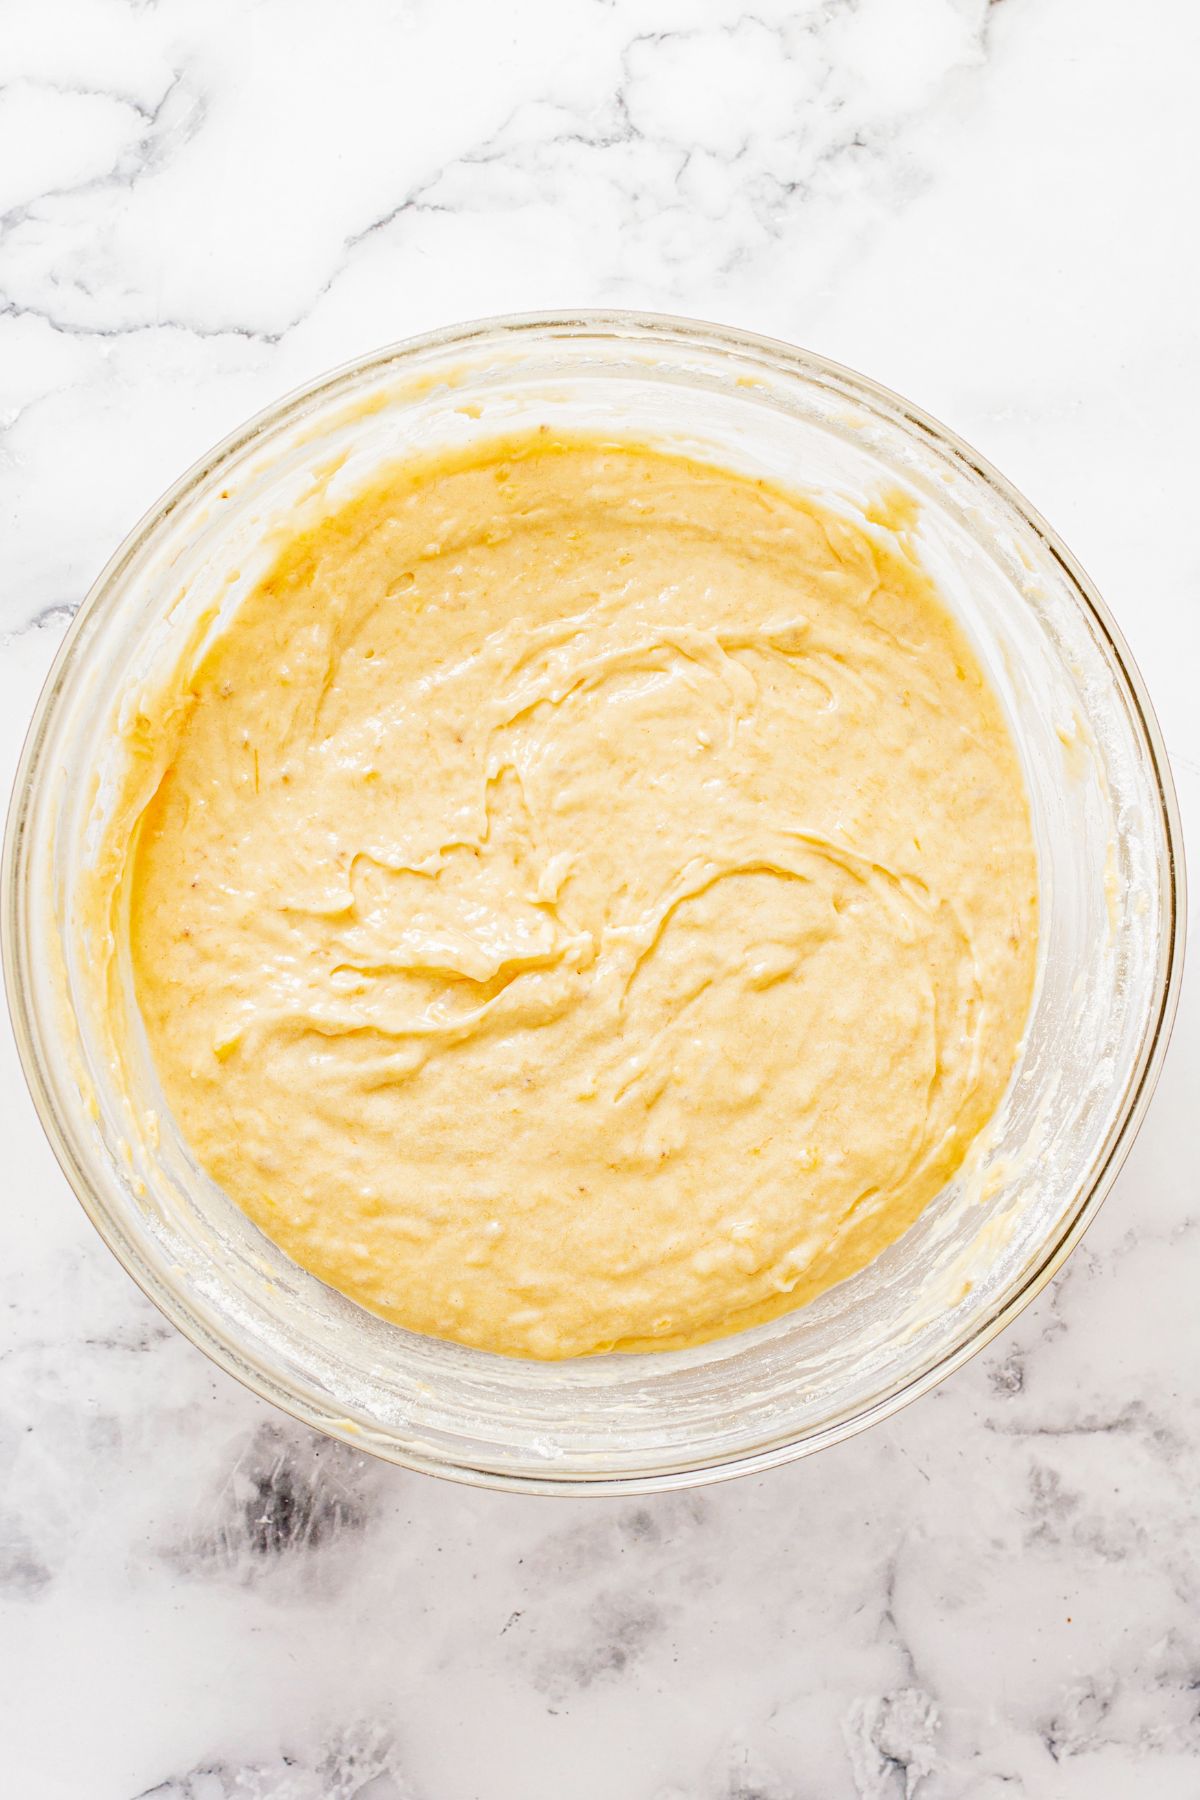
2, 0, 1197, 1794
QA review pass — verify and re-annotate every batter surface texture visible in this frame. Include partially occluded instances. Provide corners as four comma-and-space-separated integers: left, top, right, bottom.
115, 436, 1037, 1357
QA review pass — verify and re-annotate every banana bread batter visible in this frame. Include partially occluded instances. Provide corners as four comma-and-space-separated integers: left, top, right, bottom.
108, 436, 1037, 1357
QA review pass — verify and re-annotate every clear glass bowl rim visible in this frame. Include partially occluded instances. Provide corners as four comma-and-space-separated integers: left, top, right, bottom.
1, 309, 1187, 1496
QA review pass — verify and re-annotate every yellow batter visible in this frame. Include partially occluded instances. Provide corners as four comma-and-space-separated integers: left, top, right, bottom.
103, 435, 1037, 1358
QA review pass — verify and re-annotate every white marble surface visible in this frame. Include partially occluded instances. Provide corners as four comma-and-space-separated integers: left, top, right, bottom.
1, 0, 1198, 1794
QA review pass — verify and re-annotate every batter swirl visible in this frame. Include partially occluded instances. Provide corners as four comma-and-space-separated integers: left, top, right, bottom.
106, 437, 1037, 1357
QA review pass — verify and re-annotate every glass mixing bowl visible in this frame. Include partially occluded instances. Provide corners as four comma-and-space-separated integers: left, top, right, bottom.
2, 313, 1185, 1494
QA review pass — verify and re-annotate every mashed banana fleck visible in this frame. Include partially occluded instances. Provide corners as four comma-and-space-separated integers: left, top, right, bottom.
109, 437, 1036, 1357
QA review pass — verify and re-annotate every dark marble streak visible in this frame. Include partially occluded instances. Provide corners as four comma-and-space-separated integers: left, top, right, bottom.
535, 1588, 668, 1704
163, 1420, 378, 1582
134, 1722, 412, 1800
513, 1493, 709, 1704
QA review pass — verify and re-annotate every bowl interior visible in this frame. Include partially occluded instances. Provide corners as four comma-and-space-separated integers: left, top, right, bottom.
7, 317, 1181, 1490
